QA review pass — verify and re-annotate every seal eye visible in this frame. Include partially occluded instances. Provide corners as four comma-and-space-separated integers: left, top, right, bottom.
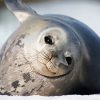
65, 57, 72, 65
44, 35, 54, 45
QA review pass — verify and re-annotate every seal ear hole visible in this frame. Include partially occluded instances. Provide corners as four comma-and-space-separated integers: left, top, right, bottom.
65, 57, 72, 65
44, 35, 54, 45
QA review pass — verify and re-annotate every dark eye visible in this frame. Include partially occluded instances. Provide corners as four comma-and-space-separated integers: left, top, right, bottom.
44, 35, 54, 45
65, 57, 72, 65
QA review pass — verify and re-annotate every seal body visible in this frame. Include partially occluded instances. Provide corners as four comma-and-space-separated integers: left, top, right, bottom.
0, 0, 100, 96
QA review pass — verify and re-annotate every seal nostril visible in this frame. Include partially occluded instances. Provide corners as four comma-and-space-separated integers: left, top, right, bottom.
44, 35, 54, 45
65, 57, 72, 65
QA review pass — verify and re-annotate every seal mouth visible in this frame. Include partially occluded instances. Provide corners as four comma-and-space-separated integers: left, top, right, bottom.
33, 62, 73, 78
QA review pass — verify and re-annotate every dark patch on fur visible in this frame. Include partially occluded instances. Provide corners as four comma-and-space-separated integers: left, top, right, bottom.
17, 91, 19, 93
0, 87, 4, 90
22, 92, 30, 96
0, 91, 11, 96
18, 64, 23, 67
15, 63, 24, 67
16, 39, 24, 47
12, 80, 19, 88
32, 79, 35, 82
23, 73, 31, 82
21, 85, 25, 87
16, 34, 26, 48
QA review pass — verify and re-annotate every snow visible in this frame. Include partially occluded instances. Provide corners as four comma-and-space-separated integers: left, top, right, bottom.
0, 95, 100, 100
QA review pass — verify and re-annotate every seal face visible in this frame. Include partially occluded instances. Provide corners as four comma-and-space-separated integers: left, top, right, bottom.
24, 26, 81, 77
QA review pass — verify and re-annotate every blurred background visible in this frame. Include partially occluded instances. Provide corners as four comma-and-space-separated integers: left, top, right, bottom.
0, 0, 100, 48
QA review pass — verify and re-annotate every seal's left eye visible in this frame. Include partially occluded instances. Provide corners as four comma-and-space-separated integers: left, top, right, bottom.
44, 35, 54, 45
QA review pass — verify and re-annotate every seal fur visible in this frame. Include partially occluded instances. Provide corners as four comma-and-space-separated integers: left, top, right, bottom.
0, 0, 100, 96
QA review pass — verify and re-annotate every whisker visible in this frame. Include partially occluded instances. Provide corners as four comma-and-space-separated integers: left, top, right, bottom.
41, 50, 49, 59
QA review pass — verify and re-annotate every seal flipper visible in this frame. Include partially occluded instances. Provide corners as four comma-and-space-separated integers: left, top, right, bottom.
4, 0, 38, 22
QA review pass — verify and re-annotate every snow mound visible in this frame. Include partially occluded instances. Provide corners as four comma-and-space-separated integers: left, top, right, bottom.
0, 95, 100, 100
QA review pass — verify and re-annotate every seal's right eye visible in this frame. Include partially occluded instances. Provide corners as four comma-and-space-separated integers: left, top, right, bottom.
44, 35, 54, 45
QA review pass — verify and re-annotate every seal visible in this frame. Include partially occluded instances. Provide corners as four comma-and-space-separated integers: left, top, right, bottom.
0, 0, 100, 96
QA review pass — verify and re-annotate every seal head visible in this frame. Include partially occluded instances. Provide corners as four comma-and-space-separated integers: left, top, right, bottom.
23, 24, 81, 77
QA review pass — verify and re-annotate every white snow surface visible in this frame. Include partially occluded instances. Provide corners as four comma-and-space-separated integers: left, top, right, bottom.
0, 95, 100, 100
